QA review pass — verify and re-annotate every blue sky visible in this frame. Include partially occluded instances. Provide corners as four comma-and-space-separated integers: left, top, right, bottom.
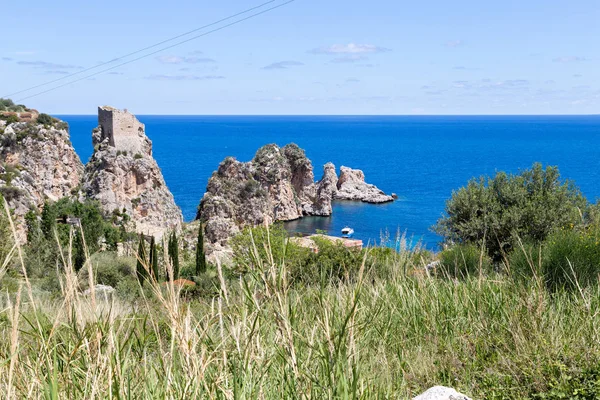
1, 0, 598, 114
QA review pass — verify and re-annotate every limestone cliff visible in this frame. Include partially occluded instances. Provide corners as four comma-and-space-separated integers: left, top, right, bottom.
197, 144, 337, 248
83, 107, 182, 238
197, 143, 393, 252
0, 118, 83, 235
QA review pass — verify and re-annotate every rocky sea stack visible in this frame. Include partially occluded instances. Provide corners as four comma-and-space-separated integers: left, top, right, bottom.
83, 106, 183, 238
197, 143, 394, 256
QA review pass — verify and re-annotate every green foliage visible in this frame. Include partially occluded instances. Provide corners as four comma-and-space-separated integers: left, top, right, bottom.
36, 113, 55, 126
230, 223, 308, 276
136, 234, 148, 285
195, 225, 206, 275
168, 231, 180, 280
40, 202, 57, 237
438, 243, 492, 279
541, 226, 600, 292
79, 252, 135, 289
506, 240, 544, 282
73, 230, 86, 272
435, 163, 587, 261
0, 114, 19, 124
0, 194, 13, 265
149, 236, 159, 281
0, 98, 26, 112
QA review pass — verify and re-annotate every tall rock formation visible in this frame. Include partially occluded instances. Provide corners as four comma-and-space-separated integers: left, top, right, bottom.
335, 166, 395, 203
83, 106, 182, 238
197, 144, 337, 248
0, 118, 83, 236
197, 143, 393, 254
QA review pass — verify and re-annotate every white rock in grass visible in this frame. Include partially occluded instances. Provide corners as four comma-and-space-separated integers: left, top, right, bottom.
413, 386, 472, 400
83, 284, 115, 299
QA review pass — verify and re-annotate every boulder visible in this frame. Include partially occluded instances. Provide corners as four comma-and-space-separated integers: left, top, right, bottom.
413, 386, 472, 400
83, 284, 115, 299
335, 166, 394, 203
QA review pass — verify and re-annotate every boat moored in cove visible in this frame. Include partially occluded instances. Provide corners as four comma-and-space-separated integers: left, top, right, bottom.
341, 227, 354, 238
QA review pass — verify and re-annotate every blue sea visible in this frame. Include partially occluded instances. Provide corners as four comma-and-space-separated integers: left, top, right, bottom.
58, 115, 600, 249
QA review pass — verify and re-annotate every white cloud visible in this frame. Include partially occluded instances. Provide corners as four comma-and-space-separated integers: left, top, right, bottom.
262, 61, 304, 70
310, 43, 390, 55
145, 74, 225, 81
156, 55, 216, 64
331, 55, 369, 63
553, 56, 588, 63
445, 40, 464, 48
17, 60, 82, 69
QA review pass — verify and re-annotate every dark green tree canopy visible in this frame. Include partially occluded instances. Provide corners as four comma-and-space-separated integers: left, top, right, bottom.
434, 163, 587, 260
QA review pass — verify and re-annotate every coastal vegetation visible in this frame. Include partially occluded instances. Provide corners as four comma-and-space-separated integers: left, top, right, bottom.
2, 112, 600, 400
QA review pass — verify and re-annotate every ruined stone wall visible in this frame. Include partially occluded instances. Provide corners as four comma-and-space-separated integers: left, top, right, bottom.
98, 106, 149, 155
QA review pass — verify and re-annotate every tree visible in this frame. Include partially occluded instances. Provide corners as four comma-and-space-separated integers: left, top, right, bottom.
434, 163, 587, 261
196, 225, 206, 275
168, 232, 180, 280
73, 229, 86, 272
25, 209, 40, 243
136, 234, 147, 285
149, 236, 159, 281
40, 201, 57, 239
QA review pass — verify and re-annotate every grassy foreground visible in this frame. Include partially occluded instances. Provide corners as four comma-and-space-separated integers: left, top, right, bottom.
1, 231, 600, 400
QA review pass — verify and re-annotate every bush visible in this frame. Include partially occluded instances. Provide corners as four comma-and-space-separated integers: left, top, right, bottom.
506, 241, 543, 282
0, 114, 19, 124
79, 252, 136, 289
434, 164, 587, 261
542, 226, 600, 291
437, 243, 492, 279
36, 113, 55, 126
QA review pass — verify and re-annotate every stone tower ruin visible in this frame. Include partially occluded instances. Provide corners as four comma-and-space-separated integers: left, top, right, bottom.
97, 106, 150, 156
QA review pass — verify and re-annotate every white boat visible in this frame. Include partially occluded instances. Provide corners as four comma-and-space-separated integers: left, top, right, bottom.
341, 227, 354, 237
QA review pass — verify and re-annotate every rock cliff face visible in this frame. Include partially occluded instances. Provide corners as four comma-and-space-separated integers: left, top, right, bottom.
335, 166, 395, 203
83, 107, 182, 238
0, 119, 83, 235
197, 144, 335, 248
197, 143, 393, 253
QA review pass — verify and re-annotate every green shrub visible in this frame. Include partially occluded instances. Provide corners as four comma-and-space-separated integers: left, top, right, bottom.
438, 243, 491, 279
434, 163, 587, 261
36, 113, 55, 126
542, 226, 600, 291
0, 114, 19, 124
79, 252, 136, 289
506, 240, 543, 282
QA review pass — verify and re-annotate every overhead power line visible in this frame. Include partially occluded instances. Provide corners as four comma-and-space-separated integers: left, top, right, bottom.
6, 0, 293, 101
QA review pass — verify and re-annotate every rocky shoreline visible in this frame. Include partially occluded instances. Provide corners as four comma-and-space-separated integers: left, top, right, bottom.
1, 106, 394, 256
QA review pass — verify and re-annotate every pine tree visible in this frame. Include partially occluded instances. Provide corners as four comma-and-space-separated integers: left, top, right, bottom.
136, 234, 147, 285
40, 201, 56, 238
24, 209, 40, 243
73, 229, 86, 272
150, 236, 159, 281
196, 225, 206, 275
170, 232, 180, 280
